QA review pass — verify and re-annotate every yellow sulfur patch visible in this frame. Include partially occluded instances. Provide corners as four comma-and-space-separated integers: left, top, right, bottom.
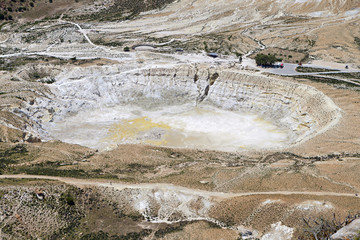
103, 117, 171, 144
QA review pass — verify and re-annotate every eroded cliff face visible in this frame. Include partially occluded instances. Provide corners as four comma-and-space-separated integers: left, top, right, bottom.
16, 64, 340, 150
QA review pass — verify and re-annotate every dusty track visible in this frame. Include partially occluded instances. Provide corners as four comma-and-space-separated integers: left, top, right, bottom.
1, 175, 358, 199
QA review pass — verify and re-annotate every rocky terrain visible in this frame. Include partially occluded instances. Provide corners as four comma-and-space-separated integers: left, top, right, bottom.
1, 0, 360, 239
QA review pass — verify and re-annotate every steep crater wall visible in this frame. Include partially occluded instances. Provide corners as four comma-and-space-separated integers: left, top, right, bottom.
25, 64, 341, 149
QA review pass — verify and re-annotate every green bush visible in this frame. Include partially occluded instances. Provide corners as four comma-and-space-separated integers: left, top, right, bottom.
123, 46, 130, 52
61, 192, 75, 206
255, 53, 277, 66
355, 37, 360, 48
17, 7, 26, 12
80, 231, 109, 240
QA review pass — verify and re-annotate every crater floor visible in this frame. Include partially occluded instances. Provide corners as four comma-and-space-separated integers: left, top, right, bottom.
45, 103, 289, 151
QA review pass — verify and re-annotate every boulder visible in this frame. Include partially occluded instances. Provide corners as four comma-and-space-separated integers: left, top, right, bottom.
331, 219, 360, 240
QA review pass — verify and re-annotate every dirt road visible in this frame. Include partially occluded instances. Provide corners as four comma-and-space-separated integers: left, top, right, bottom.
1, 174, 358, 200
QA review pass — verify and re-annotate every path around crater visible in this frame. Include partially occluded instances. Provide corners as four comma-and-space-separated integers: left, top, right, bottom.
1, 174, 358, 200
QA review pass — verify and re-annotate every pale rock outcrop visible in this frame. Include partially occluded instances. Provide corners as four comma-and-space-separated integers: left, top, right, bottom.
331, 219, 360, 240
261, 222, 294, 240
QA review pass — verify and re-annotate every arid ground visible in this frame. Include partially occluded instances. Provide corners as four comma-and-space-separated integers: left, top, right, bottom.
0, 0, 360, 239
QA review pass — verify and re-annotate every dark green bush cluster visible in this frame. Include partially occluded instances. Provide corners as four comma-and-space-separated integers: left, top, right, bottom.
255, 53, 278, 66
61, 192, 76, 206
0, 0, 38, 20
80, 229, 152, 240
0, 12, 13, 20
355, 37, 360, 49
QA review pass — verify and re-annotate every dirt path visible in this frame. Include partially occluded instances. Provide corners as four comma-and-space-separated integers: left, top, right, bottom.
1, 174, 358, 199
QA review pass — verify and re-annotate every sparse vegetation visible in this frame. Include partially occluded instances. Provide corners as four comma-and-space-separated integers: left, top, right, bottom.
355, 37, 360, 49
0, 11, 13, 21
296, 66, 339, 73
308, 40, 316, 47
61, 191, 76, 206
10, 165, 119, 179
0, 183, 83, 239
324, 72, 360, 80
79, 229, 152, 240
154, 221, 189, 237
299, 213, 360, 240
292, 75, 360, 90
253, 48, 307, 64
0, 145, 28, 173
0, 55, 87, 72
70, 0, 175, 21
203, 41, 209, 52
